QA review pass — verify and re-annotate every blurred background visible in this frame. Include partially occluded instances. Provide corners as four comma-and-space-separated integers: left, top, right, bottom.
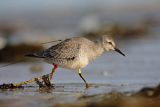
1, 0, 160, 107
0, 0, 160, 87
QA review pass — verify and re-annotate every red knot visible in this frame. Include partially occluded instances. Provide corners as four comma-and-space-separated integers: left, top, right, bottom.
25, 35, 125, 88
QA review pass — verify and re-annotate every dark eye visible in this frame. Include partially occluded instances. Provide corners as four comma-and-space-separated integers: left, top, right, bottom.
108, 42, 112, 45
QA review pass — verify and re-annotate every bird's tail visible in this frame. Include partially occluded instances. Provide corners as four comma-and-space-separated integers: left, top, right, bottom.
25, 52, 46, 58
0, 52, 46, 69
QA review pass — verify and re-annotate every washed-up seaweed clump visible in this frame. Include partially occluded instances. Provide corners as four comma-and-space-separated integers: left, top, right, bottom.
0, 83, 23, 89
0, 73, 53, 90
35, 74, 53, 88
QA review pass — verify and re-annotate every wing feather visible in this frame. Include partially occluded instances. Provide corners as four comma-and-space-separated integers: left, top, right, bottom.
45, 38, 81, 61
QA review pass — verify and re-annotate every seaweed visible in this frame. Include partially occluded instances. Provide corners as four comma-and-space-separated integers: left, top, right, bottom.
0, 73, 54, 90
0, 83, 23, 89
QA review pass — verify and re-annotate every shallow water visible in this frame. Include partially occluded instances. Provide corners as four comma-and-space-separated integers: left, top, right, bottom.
0, 27, 160, 106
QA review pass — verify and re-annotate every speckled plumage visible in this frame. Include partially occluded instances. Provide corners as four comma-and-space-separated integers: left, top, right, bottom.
26, 35, 126, 71
28, 37, 104, 70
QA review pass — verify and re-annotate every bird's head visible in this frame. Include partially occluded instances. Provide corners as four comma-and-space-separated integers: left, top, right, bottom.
101, 35, 125, 56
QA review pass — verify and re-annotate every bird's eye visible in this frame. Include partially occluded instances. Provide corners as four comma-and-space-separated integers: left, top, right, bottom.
108, 42, 112, 45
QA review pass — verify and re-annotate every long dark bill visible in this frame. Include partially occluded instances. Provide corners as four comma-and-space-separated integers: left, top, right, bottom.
115, 48, 125, 56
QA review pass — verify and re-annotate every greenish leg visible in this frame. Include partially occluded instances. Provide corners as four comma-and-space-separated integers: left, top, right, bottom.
78, 69, 89, 88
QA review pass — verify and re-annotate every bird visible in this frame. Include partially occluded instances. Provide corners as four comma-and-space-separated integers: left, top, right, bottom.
25, 35, 125, 88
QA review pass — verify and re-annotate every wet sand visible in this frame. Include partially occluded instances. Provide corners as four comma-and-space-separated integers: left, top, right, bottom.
0, 83, 160, 107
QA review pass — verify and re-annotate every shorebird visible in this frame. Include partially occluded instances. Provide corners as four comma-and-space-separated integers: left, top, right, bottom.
25, 35, 125, 88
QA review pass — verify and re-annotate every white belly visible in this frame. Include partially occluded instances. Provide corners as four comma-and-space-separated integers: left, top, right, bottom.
44, 55, 89, 70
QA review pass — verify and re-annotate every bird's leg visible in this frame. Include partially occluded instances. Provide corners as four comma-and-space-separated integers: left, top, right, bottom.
50, 64, 58, 80
78, 69, 89, 88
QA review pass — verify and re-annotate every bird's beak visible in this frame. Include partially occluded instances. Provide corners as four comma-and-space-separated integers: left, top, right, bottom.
114, 48, 125, 56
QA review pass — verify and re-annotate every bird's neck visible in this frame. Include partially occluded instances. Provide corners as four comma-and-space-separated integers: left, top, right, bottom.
89, 41, 104, 60
91, 40, 105, 57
